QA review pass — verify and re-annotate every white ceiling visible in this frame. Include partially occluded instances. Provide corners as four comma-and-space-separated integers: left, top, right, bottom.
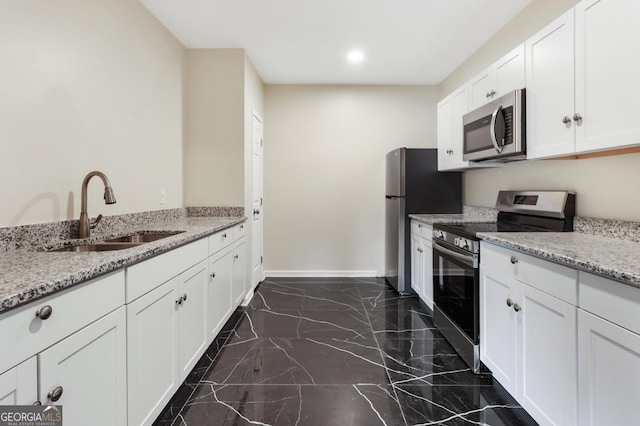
140, 0, 532, 85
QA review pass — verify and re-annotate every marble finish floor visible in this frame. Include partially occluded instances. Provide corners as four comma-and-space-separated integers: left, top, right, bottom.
154, 277, 537, 425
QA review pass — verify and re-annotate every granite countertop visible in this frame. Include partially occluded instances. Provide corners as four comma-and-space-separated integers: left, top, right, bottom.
478, 232, 640, 288
0, 216, 246, 314
409, 213, 496, 225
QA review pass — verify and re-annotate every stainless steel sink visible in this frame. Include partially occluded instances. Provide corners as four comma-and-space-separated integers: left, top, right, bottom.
53, 242, 142, 252
104, 231, 185, 243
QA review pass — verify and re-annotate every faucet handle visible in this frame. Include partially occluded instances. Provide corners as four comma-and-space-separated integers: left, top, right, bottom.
90, 214, 104, 229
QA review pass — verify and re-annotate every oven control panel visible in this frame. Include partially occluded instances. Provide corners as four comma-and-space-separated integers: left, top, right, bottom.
432, 229, 479, 254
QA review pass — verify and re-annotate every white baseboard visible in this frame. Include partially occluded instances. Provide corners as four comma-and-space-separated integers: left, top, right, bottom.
264, 270, 379, 278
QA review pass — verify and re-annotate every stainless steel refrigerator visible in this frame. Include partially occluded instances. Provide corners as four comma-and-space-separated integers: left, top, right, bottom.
385, 148, 462, 294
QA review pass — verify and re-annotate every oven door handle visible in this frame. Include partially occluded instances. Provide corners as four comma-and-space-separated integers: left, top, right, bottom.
433, 239, 478, 268
490, 104, 504, 154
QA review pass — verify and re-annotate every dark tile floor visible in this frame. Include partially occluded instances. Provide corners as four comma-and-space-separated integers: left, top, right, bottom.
154, 277, 537, 425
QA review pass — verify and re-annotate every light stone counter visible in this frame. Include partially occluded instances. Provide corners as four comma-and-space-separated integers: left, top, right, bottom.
0, 216, 245, 313
478, 232, 640, 288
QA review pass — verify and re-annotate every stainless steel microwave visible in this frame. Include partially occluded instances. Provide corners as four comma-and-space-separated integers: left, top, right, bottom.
463, 89, 526, 162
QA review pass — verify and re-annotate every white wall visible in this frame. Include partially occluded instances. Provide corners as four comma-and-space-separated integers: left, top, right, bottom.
183, 49, 245, 207
439, 0, 640, 221
264, 85, 439, 275
0, 0, 185, 226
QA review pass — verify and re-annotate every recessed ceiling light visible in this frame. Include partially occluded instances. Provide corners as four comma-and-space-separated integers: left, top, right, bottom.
347, 50, 365, 64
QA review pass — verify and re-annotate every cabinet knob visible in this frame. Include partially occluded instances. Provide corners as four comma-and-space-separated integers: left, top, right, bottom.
510, 256, 518, 264
234, 254, 239, 260
210, 272, 216, 279
176, 297, 183, 305
240, 225, 243, 230
48, 386, 63, 402
506, 298, 514, 307
562, 116, 571, 124
418, 224, 422, 228
513, 303, 522, 312
35, 305, 53, 320
32, 401, 42, 405
573, 113, 583, 122
254, 209, 260, 215
486, 91, 492, 98
222, 233, 227, 238
417, 248, 423, 253
182, 293, 187, 302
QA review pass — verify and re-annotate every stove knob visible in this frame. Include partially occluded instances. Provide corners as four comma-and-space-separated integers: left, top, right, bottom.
461, 239, 469, 249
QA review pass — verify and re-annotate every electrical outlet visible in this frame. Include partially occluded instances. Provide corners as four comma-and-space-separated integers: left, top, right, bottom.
160, 189, 167, 204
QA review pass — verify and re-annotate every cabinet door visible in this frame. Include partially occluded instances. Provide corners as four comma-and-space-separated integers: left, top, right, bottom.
526, 8, 576, 159
178, 260, 208, 381
437, 95, 453, 171
480, 266, 517, 393
421, 238, 434, 310
518, 285, 577, 426
494, 43, 525, 97
575, 0, 640, 153
450, 85, 471, 170
207, 245, 234, 340
469, 68, 494, 110
127, 279, 179, 426
232, 237, 247, 307
578, 309, 640, 425
39, 307, 127, 426
410, 232, 423, 297
0, 357, 37, 405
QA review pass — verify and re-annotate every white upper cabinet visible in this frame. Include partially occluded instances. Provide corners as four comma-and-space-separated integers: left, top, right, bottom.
437, 85, 470, 171
470, 44, 526, 110
526, 8, 576, 159
574, 0, 640, 153
527, 0, 640, 159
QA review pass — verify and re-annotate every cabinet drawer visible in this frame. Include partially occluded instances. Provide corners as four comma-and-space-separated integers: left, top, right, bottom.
481, 242, 577, 304
0, 270, 125, 374
126, 238, 207, 303
208, 228, 233, 256
579, 272, 640, 335
411, 221, 432, 240
234, 223, 246, 240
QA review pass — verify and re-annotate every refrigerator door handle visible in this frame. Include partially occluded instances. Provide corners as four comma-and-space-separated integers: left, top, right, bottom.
385, 195, 404, 199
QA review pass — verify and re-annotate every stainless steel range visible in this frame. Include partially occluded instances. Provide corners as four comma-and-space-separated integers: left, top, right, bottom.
432, 190, 576, 374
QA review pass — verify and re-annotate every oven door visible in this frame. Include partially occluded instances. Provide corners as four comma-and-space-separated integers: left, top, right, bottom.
432, 239, 479, 344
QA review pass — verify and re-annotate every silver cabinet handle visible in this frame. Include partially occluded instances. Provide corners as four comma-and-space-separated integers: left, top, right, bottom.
48, 386, 63, 402
182, 293, 187, 302
176, 297, 183, 305
513, 303, 522, 312
563, 116, 571, 124
35, 305, 53, 320
222, 233, 227, 238
210, 272, 216, 279
234, 254, 239, 260
254, 209, 260, 215
506, 298, 514, 307
573, 113, 582, 122
486, 91, 492, 98
510, 256, 518, 264
417, 248, 423, 253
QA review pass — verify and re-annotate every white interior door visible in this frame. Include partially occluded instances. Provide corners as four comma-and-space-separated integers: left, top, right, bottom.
252, 111, 264, 288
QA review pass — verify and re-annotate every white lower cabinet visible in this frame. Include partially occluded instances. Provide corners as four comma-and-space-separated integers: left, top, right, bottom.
0, 357, 37, 405
207, 244, 234, 340
127, 278, 180, 426
177, 260, 208, 381
232, 237, 247, 307
39, 307, 127, 426
480, 242, 577, 426
577, 272, 640, 425
410, 221, 434, 309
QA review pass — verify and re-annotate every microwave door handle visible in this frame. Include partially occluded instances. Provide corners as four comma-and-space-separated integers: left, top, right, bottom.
490, 104, 504, 154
